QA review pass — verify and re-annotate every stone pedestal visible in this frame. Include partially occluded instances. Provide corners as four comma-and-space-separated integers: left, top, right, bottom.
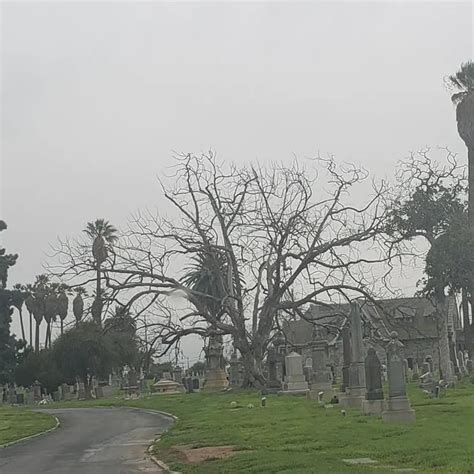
340, 387, 366, 409
362, 399, 386, 415
382, 396, 416, 423
202, 369, 229, 392
278, 352, 309, 395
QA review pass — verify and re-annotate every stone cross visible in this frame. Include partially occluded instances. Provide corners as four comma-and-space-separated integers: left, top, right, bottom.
364, 348, 383, 400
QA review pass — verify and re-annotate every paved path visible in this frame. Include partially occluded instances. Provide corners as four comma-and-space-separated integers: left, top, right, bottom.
0, 407, 174, 473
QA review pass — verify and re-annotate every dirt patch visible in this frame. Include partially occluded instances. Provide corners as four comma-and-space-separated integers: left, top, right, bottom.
171, 444, 239, 464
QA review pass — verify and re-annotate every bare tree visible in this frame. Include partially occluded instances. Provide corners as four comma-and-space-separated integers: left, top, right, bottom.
54, 152, 393, 387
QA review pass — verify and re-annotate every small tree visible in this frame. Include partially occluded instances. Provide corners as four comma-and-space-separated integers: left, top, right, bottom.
52, 321, 114, 399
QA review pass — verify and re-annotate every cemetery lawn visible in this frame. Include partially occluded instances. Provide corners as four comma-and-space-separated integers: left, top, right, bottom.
47, 382, 474, 473
0, 406, 57, 447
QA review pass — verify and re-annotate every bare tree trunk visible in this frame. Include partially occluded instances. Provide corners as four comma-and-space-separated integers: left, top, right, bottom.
96, 266, 102, 326
29, 311, 33, 347
35, 321, 40, 352
44, 323, 50, 349
61, 319, 64, 335
18, 308, 26, 341
468, 147, 473, 228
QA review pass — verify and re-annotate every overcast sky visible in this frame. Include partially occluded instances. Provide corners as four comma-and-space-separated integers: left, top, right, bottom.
1, 1, 472, 362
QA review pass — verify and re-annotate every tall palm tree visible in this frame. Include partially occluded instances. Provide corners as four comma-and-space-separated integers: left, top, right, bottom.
32, 275, 49, 352
73, 287, 86, 326
57, 286, 69, 335
44, 285, 59, 349
448, 60, 474, 351
448, 61, 474, 226
11, 284, 26, 342
84, 219, 118, 325
24, 284, 35, 347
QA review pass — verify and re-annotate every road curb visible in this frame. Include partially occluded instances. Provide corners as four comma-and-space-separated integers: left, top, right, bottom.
137, 407, 179, 473
0, 415, 60, 449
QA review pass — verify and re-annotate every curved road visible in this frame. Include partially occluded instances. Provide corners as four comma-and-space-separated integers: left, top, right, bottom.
0, 407, 174, 473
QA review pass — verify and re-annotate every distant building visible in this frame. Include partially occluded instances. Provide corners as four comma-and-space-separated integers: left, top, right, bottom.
282, 296, 461, 376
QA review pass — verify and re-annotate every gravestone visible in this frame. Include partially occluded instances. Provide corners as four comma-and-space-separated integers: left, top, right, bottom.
309, 335, 333, 401
7, 386, 16, 404
184, 376, 194, 393
25, 389, 34, 405
278, 352, 309, 395
52, 391, 60, 402
33, 380, 42, 402
303, 357, 312, 383
382, 332, 416, 424
341, 303, 366, 409
229, 351, 241, 387
173, 366, 183, 383
264, 345, 283, 393
425, 355, 434, 374
466, 359, 473, 374
362, 348, 385, 415
77, 382, 86, 400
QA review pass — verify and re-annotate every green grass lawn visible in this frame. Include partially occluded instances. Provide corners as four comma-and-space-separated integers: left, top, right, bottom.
0, 406, 57, 446
46, 381, 474, 473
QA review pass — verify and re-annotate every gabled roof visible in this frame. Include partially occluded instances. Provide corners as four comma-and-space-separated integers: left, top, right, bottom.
283, 296, 458, 345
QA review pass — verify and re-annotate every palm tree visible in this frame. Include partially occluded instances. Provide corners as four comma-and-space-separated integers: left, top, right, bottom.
32, 275, 49, 351
181, 250, 229, 319
448, 61, 474, 226
44, 285, 59, 349
57, 286, 69, 335
448, 60, 474, 352
73, 287, 86, 326
84, 219, 118, 325
24, 284, 35, 347
11, 284, 26, 342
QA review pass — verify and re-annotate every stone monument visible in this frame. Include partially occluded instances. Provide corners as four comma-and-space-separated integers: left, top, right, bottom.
309, 331, 333, 401
202, 333, 229, 391
362, 348, 385, 415
264, 345, 283, 393
340, 325, 351, 392
229, 351, 242, 387
278, 352, 309, 395
341, 303, 366, 409
32, 380, 42, 402
382, 332, 416, 424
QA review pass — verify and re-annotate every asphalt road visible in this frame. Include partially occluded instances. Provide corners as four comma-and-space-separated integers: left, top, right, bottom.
0, 407, 174, 474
